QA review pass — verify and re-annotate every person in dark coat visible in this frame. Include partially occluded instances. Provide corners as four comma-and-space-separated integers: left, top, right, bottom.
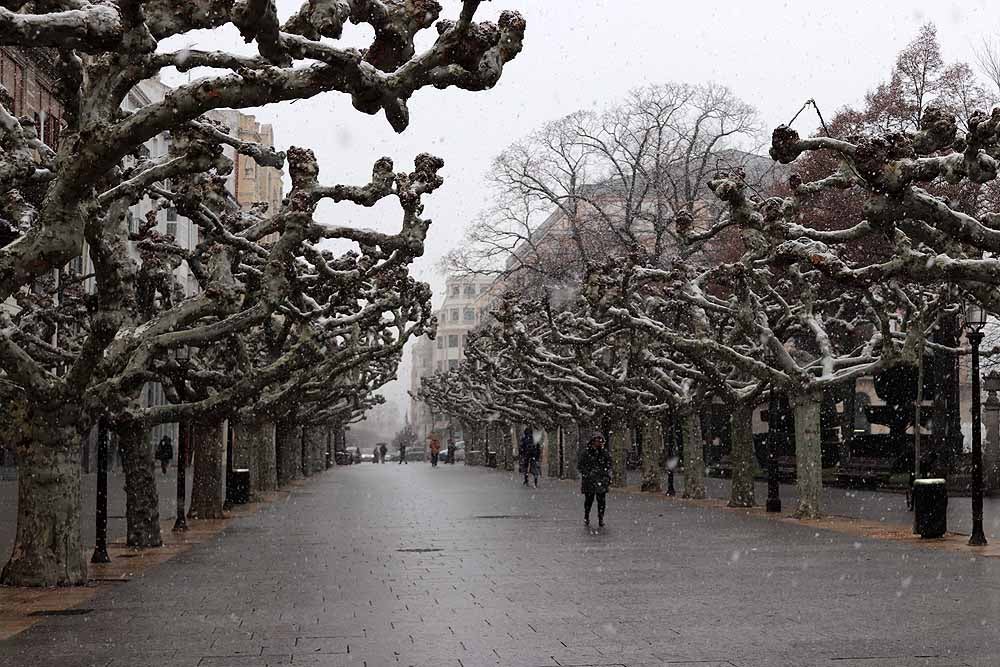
155, 435, 173, 475
519, 427, 540, 487
578, 432, 612, 527
379, 442, 388, 464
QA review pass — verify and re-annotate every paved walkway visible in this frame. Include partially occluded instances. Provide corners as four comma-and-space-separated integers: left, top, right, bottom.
626, 471, 1000, 540
3, 464, 1000, 666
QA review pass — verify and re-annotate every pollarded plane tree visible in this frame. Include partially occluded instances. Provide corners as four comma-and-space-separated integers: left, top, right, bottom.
105, 150, 442, 540
0, 0, 526, 586
474, 283, 691, 491
584, 257, 768, 505
622, 172, 956, 518
416, 307, 601, 469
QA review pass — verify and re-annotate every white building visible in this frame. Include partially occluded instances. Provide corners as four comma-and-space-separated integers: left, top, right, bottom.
409, 275, 495, 446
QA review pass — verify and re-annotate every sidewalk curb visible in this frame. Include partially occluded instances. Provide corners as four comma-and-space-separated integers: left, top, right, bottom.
0, 475, 322, 641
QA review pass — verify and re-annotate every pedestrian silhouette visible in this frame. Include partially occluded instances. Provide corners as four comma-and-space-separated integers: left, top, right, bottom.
579, 432, 611, 527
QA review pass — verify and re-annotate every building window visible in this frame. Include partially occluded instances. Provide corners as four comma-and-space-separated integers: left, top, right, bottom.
463, 308, 475, 321
461, 334, 469, 348
450, 308, 459, 321
126, 211, 137, 234
435, 361, 442, 371
436, 337, 444, 349
448, 359, 458, 370
166, 222, 177, 238
166, 207, 177, 222
448, 335, 458, 348
464, 285, 476, 296
451, 285, 460, 296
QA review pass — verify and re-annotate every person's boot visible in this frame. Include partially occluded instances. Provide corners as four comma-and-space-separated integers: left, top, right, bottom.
533, 477, 538, 488
523, 476, 528, 486
598, 513, 605, 528
584, 515, 590, 527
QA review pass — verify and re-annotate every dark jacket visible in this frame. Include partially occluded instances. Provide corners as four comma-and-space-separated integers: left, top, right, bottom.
578, 445, 612, 495
155, 438, 173, 462
519, 431, 538, 468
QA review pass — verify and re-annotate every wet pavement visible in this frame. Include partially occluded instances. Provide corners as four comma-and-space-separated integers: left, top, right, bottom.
2, 463, 1000, 666
628, 471, 1000, 540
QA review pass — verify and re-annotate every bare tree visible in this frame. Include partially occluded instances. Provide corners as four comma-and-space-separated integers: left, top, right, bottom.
445, 82, 767, 298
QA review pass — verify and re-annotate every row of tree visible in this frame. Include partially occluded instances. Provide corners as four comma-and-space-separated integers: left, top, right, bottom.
418, 24, 1000, 519
0, 1, 526, 587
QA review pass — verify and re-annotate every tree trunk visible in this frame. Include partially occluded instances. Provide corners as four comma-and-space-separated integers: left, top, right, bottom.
681, 412, 706, 499
504, 425, 515, 471
117, 420, 162, 548
303, 427, 325, 476
235, 418, 277, 497
609, 419, 629, 488
562, 424, 579, 480
640, 418, 663, 492
1, 433, 88, 587
299, 425, 311, 477
793, 391, 823, 519
276, 419, 302, 485
728, 404, 755, 508
188, 419, 225, 520
546, 427, 560, 477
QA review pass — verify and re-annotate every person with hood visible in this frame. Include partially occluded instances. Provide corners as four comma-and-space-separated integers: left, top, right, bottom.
578, 432, 612, 527
519, 427, 540, 487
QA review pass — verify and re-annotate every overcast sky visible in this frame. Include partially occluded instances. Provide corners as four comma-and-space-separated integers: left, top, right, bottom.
165, 0, 999, 425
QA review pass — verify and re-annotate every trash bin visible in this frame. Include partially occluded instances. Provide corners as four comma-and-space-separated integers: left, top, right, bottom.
912, 478, 947, 538
228, 468, 251, 505
486, 451, 497, 468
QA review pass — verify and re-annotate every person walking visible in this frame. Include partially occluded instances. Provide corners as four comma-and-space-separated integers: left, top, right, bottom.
429, 437, 442, 467
379, 442, 388, 464
579, 432, 612, 527
447, 439, 457, 465
398, 441, 408, 464
372, 446, 380, 463
519, 427, 540, 487
155, 435, 173, 475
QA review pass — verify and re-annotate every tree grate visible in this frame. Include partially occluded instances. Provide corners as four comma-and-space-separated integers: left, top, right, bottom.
471, 515, 534, 520
396, 548, 443, 553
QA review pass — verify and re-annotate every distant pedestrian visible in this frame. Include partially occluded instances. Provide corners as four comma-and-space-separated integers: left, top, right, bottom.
447, 439, 457, 465
579, 432, 611, 527
429, 437, 442, 467
398, 442, 408, 464
372, 446, 380, 463
155, 435, 173, 475
379, 442, 388, 463
519, 427, 540, 487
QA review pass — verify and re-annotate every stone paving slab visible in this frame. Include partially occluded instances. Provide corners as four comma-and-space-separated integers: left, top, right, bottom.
3, 465, 1000, 666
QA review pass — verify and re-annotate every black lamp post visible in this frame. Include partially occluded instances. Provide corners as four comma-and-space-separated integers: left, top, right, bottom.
965, 301, 988, 547
766, 388, 782, 513
173, 346, 189, 532
91, 415, 111, 563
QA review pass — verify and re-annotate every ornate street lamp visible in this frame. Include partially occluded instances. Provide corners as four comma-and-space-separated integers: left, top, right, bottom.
964, 301, 988, 546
